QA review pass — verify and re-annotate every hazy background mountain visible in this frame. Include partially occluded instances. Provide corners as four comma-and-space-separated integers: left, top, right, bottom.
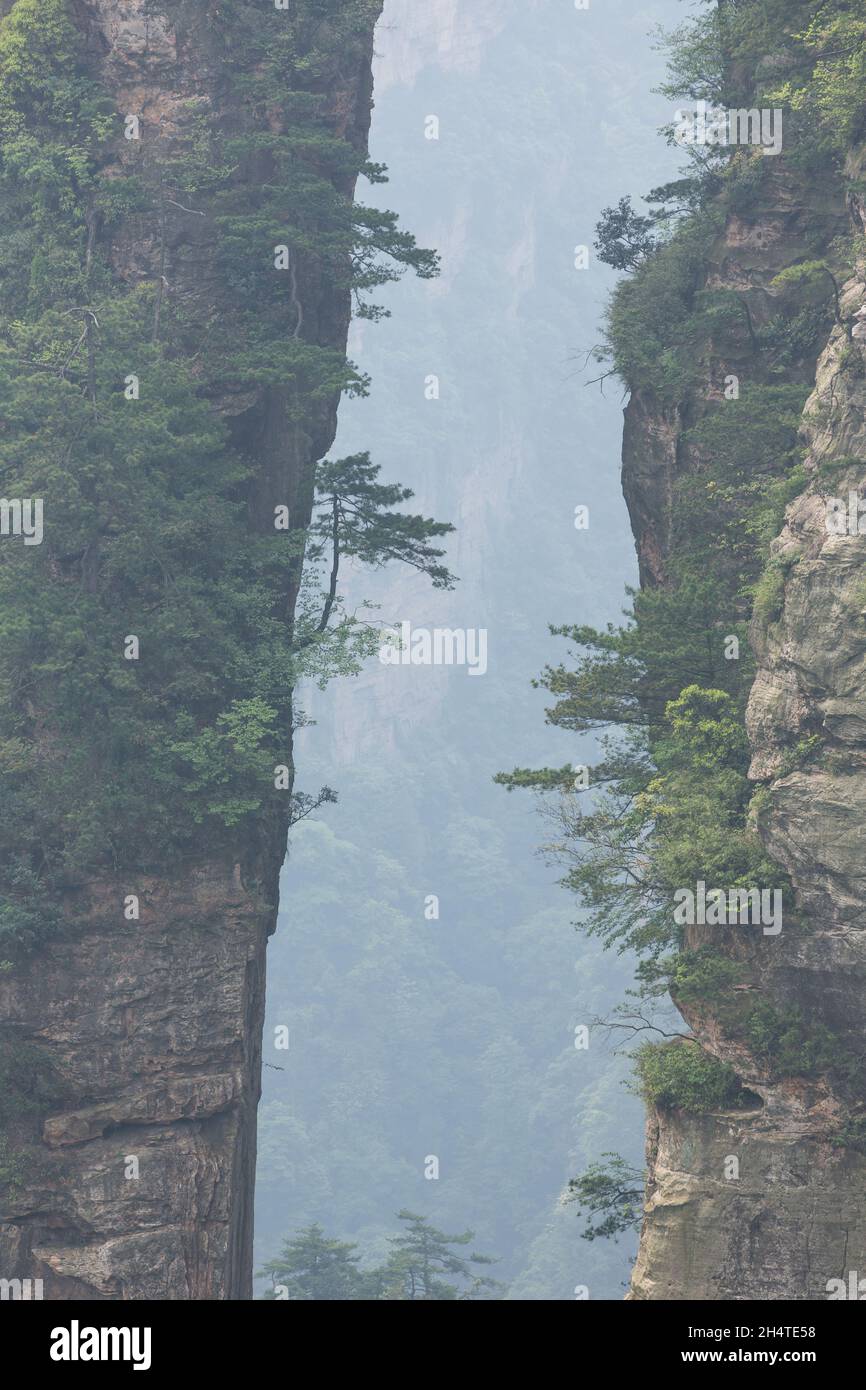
255, 0, 681, 1299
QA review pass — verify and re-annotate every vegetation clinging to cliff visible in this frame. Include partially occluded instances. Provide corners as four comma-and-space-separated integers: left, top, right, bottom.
0, 0, 451, 948
502, 0, 861, 995
503, 5, 866, 1236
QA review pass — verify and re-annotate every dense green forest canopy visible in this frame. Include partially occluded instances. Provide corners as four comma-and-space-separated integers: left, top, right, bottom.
0, 0, 451, 951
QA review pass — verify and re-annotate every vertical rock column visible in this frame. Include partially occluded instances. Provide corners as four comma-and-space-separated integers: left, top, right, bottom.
625, 170, 866, 1300
0, 0, 382, 1301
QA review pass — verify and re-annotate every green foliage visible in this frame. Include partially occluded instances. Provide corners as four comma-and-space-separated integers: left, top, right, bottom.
503, 622, 781, 963
603, 216, 714, 399
167, 700, 283, 829
658, 686, 749, 771
378, 1210, 500, 1301
677, 385, 811, 593
771, 261, 843, 325
0, 0, 116, 316
257, 1212, 501, 1301
752, 559, 787, 628
594, 196, 658, 271
0, 0, 450, 943
519, 574, 746, 747
634, 1039, 744, 1113
597, 0, 847, 401
777, 734, 822, 779
0, 293, 297, 881
830, 1115, 866, 1155
634, 690, 783, 954
566, 1153, 644, 1243
0, 1039, 63, 1198
258, 1223, 369, 1301
502, 395, 809, 965
0, 1137, 26, 1196
657, 0, 842, 171
311, 454, 455, 587
505, 0, 857, 1247
501, 0, 843, 1158
742, 1001, 838, 1078
669, 947, 745, 1008
767, 7, 866, 151
603, 209, 835, 404
300, 453, 456, 644
0, 1040, 66, 1122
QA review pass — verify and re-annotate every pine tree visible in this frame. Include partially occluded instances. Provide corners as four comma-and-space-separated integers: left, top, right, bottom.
377, 1211, 500, 1301
258, 1223, 367, 1301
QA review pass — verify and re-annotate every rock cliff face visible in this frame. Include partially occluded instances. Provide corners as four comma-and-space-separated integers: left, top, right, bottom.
0, 0, 382, 1301
625, 147, 866, 1299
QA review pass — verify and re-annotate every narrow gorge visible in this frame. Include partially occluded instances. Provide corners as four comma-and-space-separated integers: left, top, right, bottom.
3, 0, 866, 1312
